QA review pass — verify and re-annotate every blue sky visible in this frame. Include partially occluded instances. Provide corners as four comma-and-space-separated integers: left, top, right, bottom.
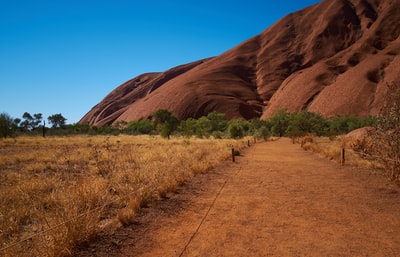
0, 0, 320, 124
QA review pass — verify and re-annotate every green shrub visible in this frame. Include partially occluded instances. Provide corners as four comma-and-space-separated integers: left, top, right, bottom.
228, 119, 246, 139
0, 112, 17, 138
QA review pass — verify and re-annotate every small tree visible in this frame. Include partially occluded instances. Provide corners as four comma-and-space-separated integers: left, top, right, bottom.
124, 119, 155, 134
354, 83, 400, 182
21, 112, 33, 131
21, 112, 42, 131
180, 118, 198, 137
206, 111, 227, 132
0, 112, 17, 138
153, 109, 179, 139
268, 109, 290, 137
328, 115, 376, 135
48, 113, 67, 128
227, 119, 246, 139
286, 111, 329, 137
196, 116, 212, 138
248, 118, 270, 140
371, 84, 400, 181
33, 113, 43, 127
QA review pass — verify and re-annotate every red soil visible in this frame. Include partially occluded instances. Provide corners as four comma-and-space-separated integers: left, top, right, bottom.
74, 138, 400, 256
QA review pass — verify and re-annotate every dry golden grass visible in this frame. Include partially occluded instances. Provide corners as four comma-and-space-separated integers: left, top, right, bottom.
300, 136, 381, 169
0, 135, 249, 257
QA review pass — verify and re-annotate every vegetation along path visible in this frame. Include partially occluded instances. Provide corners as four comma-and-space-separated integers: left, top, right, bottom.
75, 138, 400, 256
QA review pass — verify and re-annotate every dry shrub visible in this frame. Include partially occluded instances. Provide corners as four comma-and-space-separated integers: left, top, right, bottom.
0, 135, 248, 256
352, 83, 400, 182
345, 126, 376, 148
300, 135, 314, 147
117, 197, 141, 226
301, 137, 341, 162
300, 136, 379, 168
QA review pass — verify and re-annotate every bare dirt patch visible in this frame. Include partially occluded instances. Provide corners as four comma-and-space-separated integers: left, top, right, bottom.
74, 138, 400, 256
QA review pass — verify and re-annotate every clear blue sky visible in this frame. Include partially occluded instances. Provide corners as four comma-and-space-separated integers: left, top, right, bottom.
1, 0, 320, 124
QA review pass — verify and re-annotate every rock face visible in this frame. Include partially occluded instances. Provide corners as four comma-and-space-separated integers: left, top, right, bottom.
80, 0, 400, 126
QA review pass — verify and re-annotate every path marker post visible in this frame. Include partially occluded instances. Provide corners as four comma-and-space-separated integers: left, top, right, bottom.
42, 121, 46, 137
341, 148, 345, 166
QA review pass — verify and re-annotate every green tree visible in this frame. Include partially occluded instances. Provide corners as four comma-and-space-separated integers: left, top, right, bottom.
268, 109, 290, 137
328, 115, 375, 135
20, 112, 32, 131
153, 109, 179, 139
13, 118, 21, 127
124, 119, 156, 134
206, 111, 227, 132
0, 112, 17, 138
179, 118, 198, 137
196, 116, 212, 138
286, 123, 305, 138
286, 111, 329, 137
247, 118, 270, 139
227, 119, 246, 139
48, 113, 67, 128
329, 115, 353, 134
179, 112, 228, 138
21, 112, 42, 131
33, 113, 43, 126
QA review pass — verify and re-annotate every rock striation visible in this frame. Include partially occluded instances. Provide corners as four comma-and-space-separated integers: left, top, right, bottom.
80, 0, 400, 126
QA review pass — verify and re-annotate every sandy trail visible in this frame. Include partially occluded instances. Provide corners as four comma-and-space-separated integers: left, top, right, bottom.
74, 138, 400, 256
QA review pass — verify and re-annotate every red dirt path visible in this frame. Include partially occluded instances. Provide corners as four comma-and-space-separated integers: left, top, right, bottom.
74, 138, 400, 256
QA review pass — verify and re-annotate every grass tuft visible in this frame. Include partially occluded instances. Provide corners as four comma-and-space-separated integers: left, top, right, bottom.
300, 135, 381, 169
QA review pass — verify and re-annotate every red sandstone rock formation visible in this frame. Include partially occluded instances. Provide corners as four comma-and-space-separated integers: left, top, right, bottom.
80, 0, 400, 126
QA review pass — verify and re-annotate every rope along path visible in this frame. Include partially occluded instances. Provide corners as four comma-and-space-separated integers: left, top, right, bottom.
178, 146, 254, 257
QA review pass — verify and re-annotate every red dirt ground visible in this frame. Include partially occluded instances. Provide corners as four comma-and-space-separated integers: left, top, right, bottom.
74, 138, 400, 256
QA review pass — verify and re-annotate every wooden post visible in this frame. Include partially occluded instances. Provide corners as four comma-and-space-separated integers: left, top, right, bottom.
42, 121, 46, 138
232, 147, 235, 162
341, 148, 345, 166
247, 140, 250, 147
